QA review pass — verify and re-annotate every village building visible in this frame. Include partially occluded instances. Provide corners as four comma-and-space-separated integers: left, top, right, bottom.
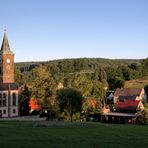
113, 88, 147, 104
0, 32, 19, 117
103, 88, 147, 124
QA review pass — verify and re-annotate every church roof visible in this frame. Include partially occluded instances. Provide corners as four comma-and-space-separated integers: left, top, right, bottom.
0, 32, 13, 54
0, 83, 18, 90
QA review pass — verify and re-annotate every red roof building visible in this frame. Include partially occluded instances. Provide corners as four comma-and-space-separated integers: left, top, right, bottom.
113, 88, 146, 113
114, 88, 147, 104
116, 100, 144, 113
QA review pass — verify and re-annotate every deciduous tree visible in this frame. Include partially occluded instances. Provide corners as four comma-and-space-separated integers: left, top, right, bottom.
56, 88, 83, 122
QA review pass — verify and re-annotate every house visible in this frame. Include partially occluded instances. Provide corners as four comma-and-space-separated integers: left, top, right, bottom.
113, 88, 147, 104
116, 99, 144, 113
102, 88, 147, 124
113, 88, 146, 113
106, 91, 114, 104
0, 32, 19, 118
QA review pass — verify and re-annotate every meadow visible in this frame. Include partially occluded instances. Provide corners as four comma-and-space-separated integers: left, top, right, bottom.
0, 121, 148, 148
125, 76, 148, 88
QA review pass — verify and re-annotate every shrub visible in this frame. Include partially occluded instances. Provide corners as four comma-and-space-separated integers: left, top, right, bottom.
136, 109, 148, 125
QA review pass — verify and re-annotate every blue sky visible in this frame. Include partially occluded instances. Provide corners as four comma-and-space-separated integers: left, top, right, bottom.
0, 0, 148, 62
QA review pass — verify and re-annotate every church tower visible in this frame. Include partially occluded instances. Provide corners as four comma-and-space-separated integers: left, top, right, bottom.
0, 32, 14, 83
0, 31, 19, 118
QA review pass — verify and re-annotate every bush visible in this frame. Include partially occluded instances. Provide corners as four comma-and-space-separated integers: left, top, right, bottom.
136, 109, 148, 125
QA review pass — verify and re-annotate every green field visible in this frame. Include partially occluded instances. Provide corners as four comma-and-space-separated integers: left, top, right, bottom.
0, 121, 148, 148
125, 76, 148, 88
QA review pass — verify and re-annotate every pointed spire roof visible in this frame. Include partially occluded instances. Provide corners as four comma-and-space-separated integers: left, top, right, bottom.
0, 31, 13, 54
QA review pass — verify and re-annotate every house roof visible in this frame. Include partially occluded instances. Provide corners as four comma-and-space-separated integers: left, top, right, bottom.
116, 100, 140, 112
0, 83, 18, 90
114, 88, 142, 97
119, 95, 137, 100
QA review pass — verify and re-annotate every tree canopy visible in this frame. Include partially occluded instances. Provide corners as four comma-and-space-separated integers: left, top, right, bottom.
14, 57, 148, 118
31, 65, 54, 109
56, 88, 83, 122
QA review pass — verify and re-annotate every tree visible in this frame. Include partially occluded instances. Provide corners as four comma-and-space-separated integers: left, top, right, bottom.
121, 65, 132, 80
14, 66, 24, 86
142, 58, 148, 75
56, 88, 83, 122
136, 109, 148, 125
114, 77, 125, 89
20, 85, 31, 116
144, 85, 148, 99
31, 65, 54, 110
108, 77, 125, 90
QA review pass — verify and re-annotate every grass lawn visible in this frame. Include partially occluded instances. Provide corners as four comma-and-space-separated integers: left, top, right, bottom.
0, 121, 148, 148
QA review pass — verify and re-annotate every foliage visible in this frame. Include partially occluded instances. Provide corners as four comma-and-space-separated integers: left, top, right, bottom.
14, 66, 23, 86
142, 58, 148, 75
14, 58, 148, 117
31, 65, 54, 109
56, 88, 83, 122
20, 85, 31, 116
136, 109, 148, 125
144, 85, 148, 98
144, 103, 148, 109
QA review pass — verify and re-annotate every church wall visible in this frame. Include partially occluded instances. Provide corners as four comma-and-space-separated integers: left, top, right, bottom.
0, 32, 19, 118
1, 54, 14, 83
0, 90, 19, 117
10, 90, 19, 117
10, 90, 19, 106
0, 107, 8, 117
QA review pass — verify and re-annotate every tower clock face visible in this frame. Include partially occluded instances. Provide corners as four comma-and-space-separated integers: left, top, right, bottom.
6, 58, 10, 63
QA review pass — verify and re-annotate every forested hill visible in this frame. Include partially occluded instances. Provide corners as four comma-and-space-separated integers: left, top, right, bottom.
16, 58, 147, 118
14, 58, 147, 91
15, 58, 142, 73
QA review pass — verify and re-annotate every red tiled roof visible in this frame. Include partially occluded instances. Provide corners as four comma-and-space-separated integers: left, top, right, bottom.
116, 100, 140, 111
114, 88, 142, 97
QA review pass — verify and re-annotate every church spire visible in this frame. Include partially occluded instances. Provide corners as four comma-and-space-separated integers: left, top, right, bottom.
1, 30, 11, 51
0, 30, 13, 54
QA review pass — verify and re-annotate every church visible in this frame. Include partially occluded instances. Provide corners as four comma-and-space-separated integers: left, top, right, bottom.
0, 32, 19, 117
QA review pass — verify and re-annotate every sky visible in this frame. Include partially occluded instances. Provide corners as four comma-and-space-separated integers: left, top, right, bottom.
0, 0, 148, 62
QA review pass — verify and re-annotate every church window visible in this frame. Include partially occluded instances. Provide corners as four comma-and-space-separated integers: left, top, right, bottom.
3, 110, 6, 114
13, 109, 16, 114
12, 93, 17, 106
0, 67, 2, 75
3, 93, 6, 98
3, 93, 6, 106
0, 94, 2, 106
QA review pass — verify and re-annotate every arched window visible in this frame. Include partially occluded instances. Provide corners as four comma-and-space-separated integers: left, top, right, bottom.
0, 93, 2, 106
12, 93, 17, 106
3, 93, 6, 98
3, 93, 6, 106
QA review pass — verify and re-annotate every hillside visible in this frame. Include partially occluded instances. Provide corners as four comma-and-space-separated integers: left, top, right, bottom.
15, 58, 142, 72
14, 58, 147, 91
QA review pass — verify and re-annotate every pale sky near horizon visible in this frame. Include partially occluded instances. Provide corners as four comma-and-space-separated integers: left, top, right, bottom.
0, 0, 148, 62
